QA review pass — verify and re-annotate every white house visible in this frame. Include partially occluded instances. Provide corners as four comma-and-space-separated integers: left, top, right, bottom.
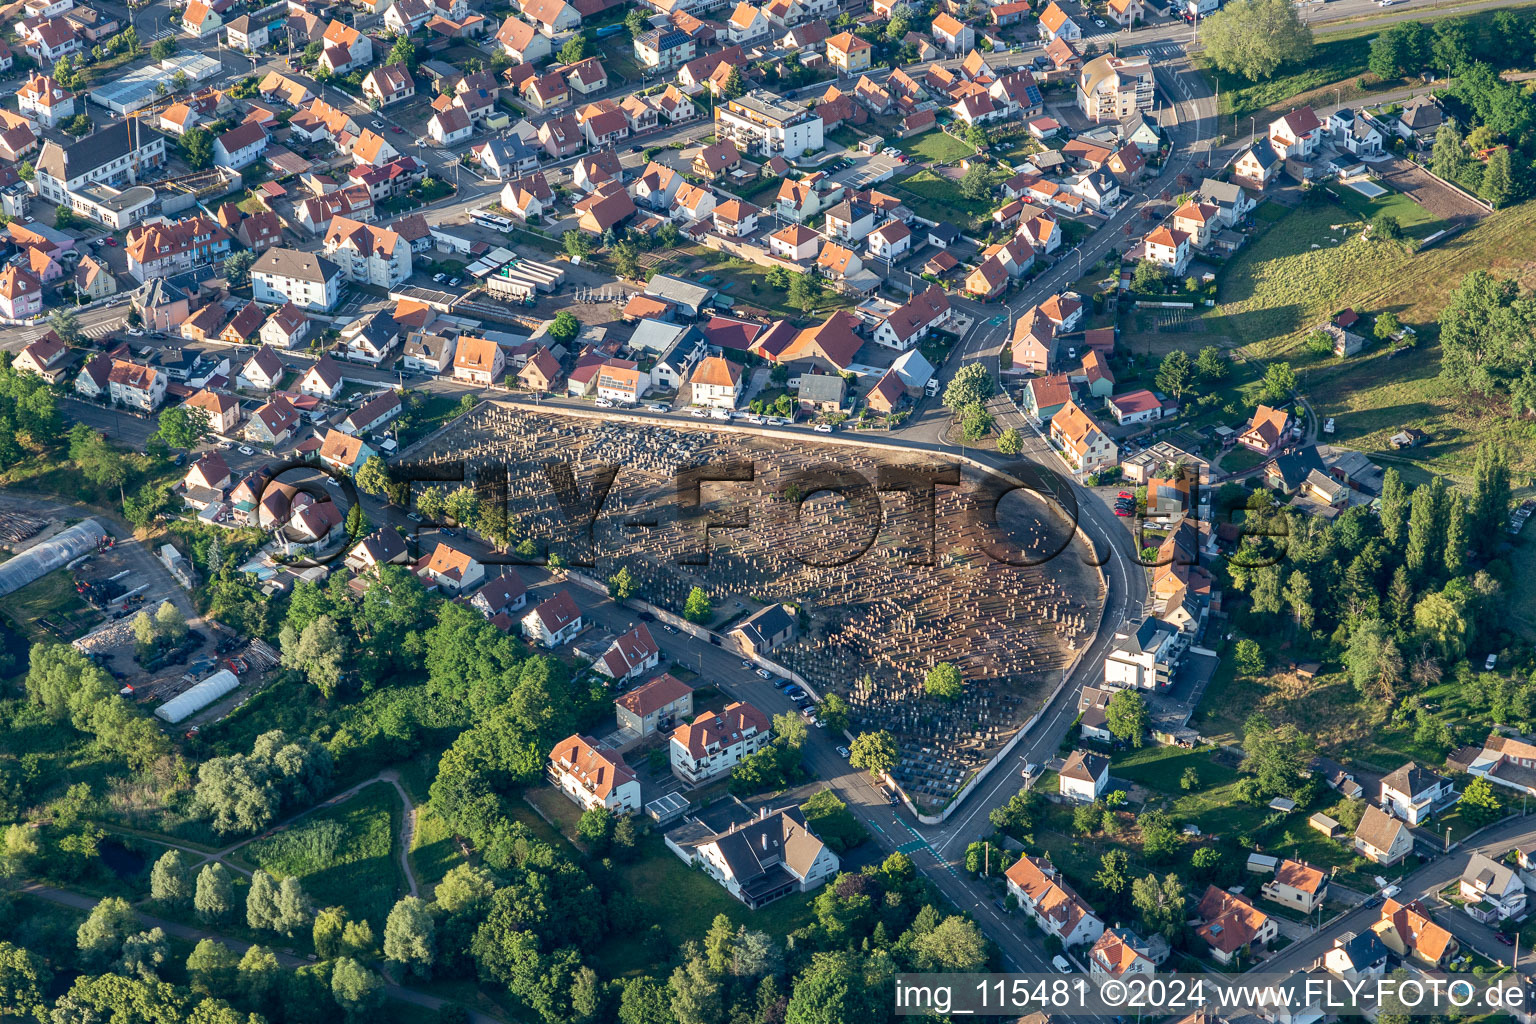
1354, 805, 1413, 866
1261, 859, 1328, 915
593, 623, 661, 685
1005, 855, 1105, 949
1269, 106, 1323, 160
1103, 617, 1182, 692
252, 248, 343, 312
688, 808, 840, 908
1379, 762, 1457, 826
873, 285, 949, 350
416, 542, 485, 594
548, 734, 641, 814
298, 356, 344, 400
669, 701, 772, 784
523, 589, 583, 647
1089, 928, 1157, 982
1456, 852, 1526, 923
1058, 749, 1109, 803
689, 355, 741, 409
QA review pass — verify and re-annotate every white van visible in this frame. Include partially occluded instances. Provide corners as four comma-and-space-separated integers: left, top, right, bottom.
1051, 955, 1072, 973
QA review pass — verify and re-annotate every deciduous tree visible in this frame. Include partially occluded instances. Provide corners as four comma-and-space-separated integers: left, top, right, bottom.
1200, 0, 1313, 80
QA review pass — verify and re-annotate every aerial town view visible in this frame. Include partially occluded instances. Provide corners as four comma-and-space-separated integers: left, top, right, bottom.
3, 0, 1536, 1014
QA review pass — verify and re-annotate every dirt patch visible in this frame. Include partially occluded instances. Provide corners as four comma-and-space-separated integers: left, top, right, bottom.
1374, 158, 1491, 230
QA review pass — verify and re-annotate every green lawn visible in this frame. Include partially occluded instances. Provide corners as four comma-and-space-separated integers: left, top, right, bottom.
827, 125, 868, 150
891, 169, 994, 232
1220, 447, 1267, 474
1325, 183, 1444, 240
3, 569, 96, 644
409, 804, 460, 891
896, 130, 976, 164
1202, 4, 1536, 121
599, 831, 817, 977
689, 249, 854, 319
236, 782, 406, 931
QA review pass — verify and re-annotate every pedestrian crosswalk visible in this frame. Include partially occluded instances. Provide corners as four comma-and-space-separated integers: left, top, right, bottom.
83, 321, 121, 340
896, 821, 962, 879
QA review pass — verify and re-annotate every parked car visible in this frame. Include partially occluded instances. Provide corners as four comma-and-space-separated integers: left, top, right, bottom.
739, 659, 751, 669
755, 668, 772, 679
836, 745, 851, 758
813, 423, 833, 433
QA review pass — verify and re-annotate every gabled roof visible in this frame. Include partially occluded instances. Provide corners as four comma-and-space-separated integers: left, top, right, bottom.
549, 733, 636, 798
530, 588, 581, 632
617, 671, 694, 717
672, 701, 770, 759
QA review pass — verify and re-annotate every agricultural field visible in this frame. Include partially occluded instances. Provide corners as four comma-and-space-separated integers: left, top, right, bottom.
236, 781, 406, 930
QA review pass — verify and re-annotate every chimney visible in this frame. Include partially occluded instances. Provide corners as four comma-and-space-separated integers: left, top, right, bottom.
759, 805, 767, 820
761, 832, 768, 851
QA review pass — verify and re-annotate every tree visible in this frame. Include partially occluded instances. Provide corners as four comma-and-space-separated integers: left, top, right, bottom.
562, 231, 593, 259
923, 662, 963, 700
1240, 714, 1313, 796
77, 897, 136, 968
1260, 361, 1296, 402
670, 950, 723, 1024
1471, 442, 1510, 555
1233, 638, 1264, 675
911, 916, 987, 970
960, 402, 993, 442
194, 863, 234, 923
1374, 311, 1401, 342
849, 730, 897, 778
557, 34, 589, 64
1461, 776, 1504, 828
280, 614, 346, 698
1196, 345, 1229, 381
48, 308, 82, 343
819, 693, 851, 733
1131, 872, 1186, 940
720, 65, 746, 99
355, 455, 390, 497
548, 310, 580, 345
1094, 848, 1130, 897
1284, 569, 1314, 630
625, 7, 649, 35
185, 940, 237, 998
788, 271, 822, 313
612, 240, 642, 280
1105, 689, 1149, 747
997, 427, 1023, 455
765, 264, 791, 290
246, 871, 280, 932
155, 406, 209, 450
1305, 328, 1335, 356
943, 362, 994, 411
0, 942, 50, 1018
155, 600, 187, 643
1132, 259, 1166, 293
383, 896, 435, 976
389, 35, 417, 69
1343, 619, 1403, 704
181, 127, 214, 171
958, 162, 996, 202
1200, 0, 1313, 80
964, 124, 989, 149
576, 806, 615, 849
1155, 350, 1194, 400
1370, 212, 1403, 242
150, 850, 192, 907
118, 927, 170, 981
273, 876, 312, 937
151, 37, 175, 60
1480, 145, 1515, 207
221, 248, 255, 289
331, 957, 384, 1019
683, 586, 712, 623
773, 710, 808, 749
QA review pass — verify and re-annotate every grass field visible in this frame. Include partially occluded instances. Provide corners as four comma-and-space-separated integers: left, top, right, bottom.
690, 249, 855, 319
601, 831, 817, 977
409, 804, 460, 890
1326, 183, 1444, 240
891, 169, 993, 232
3, 569, 96, 644
523, 787, 815, 977
1202, 4, 1536, 122
238, 782, 405, 930
896, 129, 976, 164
